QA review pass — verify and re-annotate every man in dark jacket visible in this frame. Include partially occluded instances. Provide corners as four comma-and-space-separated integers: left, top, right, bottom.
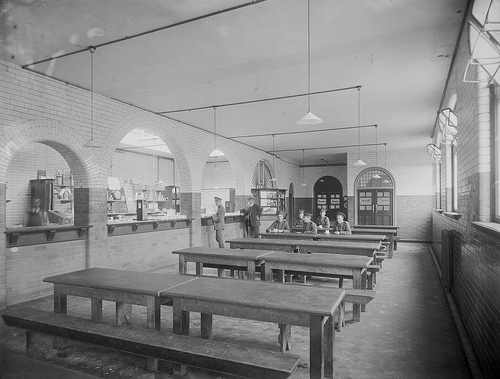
212, 197, 225, 247
245, 196, 262, 238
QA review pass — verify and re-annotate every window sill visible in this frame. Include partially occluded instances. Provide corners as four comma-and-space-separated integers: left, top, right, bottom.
443, 212, 461, 220
472, 222, 500, 239
435, 209, 444, 214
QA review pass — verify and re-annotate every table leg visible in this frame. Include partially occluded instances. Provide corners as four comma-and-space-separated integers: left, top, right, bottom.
116, 302, 132, 325
172, 297, 189, 376
278, 324, 291, 352
196, 262, 202, 276
310, 315, 324, 379
324, 315, 335, 379
217, 268, 225, 277
91, 298, 102, 322
352, 271, 361, 322
53, 284, 67, 314
146, 296, 161, 331
264, 263, 273, 282
361, 269, 367, 313
178, 254, 187, 274
247, 261, 255, 280
388, 235, 394, 258
201, 314, 213, 340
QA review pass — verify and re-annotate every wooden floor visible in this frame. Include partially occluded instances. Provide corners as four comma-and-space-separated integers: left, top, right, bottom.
0, 242, 473, 378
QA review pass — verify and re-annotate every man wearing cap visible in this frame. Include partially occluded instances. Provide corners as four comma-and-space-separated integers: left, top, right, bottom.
302, 212, 318, 234
332, 211, 351, 234
244, 196, 262, 238
266, 211, 290, 233
212, 197, 226, 247
316, 208, 330, 229
293, 209, 305, 228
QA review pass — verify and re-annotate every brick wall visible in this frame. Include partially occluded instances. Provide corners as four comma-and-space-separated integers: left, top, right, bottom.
431, 14, 500, 378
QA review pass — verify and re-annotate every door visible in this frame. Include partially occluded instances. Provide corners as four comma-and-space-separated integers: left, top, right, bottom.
358, 189, 393, 225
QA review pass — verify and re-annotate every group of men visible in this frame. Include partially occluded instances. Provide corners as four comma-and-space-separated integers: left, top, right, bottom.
212, 195, 352, 248
290, 208, 351, 235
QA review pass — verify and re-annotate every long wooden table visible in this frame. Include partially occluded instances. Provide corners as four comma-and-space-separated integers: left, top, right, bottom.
259, 232, 386, 243
352, 224, 400, 250
350, 227, 398, 258
43, 268, 196, 330
160, 275, 345, 379
227, 237, 301, 252
262, 252, 372, 322
172, 246, 274, 280
228, 238, 381, 257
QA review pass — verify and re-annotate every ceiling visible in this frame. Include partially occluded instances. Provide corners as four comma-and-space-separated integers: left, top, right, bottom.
1, 0, 468, 165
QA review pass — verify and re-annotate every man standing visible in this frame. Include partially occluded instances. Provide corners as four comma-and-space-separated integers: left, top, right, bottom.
213, 197, 225, 248
245, 196, 262, 238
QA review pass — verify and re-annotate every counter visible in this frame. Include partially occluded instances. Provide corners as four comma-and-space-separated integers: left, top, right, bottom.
5, 224, 93, 247
107, 218, 194, 236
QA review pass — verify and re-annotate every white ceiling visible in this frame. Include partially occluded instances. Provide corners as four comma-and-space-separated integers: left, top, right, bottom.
1, 0, 468, 165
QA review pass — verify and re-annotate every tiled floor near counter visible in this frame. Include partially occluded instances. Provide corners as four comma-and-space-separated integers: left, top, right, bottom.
0, 243, 472, 379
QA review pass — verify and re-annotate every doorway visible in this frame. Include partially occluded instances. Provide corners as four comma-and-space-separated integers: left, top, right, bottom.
355, 168, 395, 225
313, 176, 346, 222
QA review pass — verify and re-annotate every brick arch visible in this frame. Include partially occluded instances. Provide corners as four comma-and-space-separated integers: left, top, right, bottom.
205, 141, 248, 196
311, 174, 347, 196
100, 111, 195, 191
0, 119, 98, 187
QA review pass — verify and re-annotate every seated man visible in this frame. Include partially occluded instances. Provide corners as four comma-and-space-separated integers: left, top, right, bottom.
293, 209, 305, 227
332, 211, 351, 235
266, 211, 290, 233
315, 208, 330, 229
302, 212, 318, 234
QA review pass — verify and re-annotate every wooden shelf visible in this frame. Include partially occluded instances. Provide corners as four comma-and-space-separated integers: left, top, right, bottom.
5, 225, 93, 247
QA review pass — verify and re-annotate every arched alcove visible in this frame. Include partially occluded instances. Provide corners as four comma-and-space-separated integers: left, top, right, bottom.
313, 176, 346, 222
354, 167, 396, 225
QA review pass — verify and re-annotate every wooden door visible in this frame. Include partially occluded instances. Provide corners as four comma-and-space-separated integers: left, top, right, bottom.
358, 189, 393, 225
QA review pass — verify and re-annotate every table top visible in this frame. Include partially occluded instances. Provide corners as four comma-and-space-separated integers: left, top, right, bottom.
172, 246, 274, 260
297, 240, 382, 251
43, 268, 197, 296
351, 225, 399, 230
263, 251, 373, 268
351, 228, 398, 234
259, 232, 386, 242
227, 238, 303, 246
160, 275, 344, 316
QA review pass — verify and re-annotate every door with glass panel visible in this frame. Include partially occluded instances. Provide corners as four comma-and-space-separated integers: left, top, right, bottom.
356, 168, 394, 226
358, 189, 393, 225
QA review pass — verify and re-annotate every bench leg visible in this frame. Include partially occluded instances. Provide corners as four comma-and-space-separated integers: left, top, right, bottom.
217, 268, 225, 277
53, 285, 67, 314
278, 324, 292, 352
338, 278, 344, 288
310, 315, 325, 379
173, 298, 189, 377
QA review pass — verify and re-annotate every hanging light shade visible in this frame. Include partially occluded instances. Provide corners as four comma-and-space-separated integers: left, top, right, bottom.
83, 47, 101, 149
297, 0, 322, 125
382, 143, 390, 184
353, 87, 366, 166
270, 134, 277, 183
213, 106, 220, 172
301, 149, 307, 186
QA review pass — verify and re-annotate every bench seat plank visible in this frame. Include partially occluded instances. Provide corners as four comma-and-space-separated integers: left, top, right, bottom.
2, 307, 300, 379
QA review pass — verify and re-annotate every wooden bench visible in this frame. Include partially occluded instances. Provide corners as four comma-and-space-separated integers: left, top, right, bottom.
2, 307, 300, 379
339, 289, 377, 325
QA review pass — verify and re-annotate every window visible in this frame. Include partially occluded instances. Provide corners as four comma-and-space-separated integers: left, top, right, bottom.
493, 84, 500, 222
451, 140, 458, 212
251, 160, 273, 189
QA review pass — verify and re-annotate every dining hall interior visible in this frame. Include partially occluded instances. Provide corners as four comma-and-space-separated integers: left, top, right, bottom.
0, 0, 499, 378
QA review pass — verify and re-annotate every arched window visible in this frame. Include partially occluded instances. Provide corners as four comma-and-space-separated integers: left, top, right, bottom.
251, 160, 273, 189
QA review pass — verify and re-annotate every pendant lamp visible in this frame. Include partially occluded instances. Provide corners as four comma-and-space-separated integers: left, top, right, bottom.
301, 149, 307, 186
270, 134, 278, 183
297, 0, 322, 125
372, 126, 381, 178
83, 47, 101, 148
353, 87, 366, 166
213, 106, 220, 172
382, 143, 390, 184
